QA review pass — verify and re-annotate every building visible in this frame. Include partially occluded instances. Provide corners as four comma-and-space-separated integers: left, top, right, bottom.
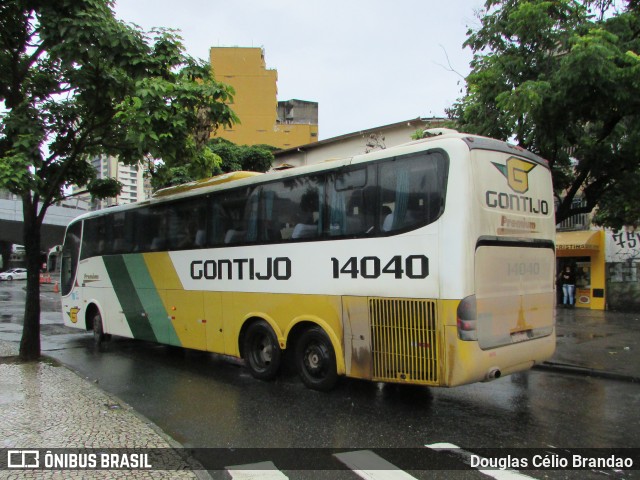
210, 47, 318, 149
75, 155, 147, 210
605, 229, 640, 311
273, 117, 447, 169
556, 229, 607, 310
556, 200, 640, 311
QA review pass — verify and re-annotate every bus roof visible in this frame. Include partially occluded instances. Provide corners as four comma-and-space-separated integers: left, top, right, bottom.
153, 171, 263, 198
67, 132, 547, 225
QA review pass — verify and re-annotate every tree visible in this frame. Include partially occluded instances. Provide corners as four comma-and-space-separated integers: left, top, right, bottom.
448, 0, 640, 228
208, 139, 274, 171
150, 139, 276, 190
0, 0, 236, 360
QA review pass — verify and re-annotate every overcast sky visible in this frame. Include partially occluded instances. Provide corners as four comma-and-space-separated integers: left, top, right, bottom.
113, 1, 485, 140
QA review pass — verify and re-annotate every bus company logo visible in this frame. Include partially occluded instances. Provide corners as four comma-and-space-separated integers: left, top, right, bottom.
492, 157, 537, 194
67, 307, 80, 324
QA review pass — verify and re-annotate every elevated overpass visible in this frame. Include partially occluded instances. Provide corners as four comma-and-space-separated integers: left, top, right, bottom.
0, 191, 89, 250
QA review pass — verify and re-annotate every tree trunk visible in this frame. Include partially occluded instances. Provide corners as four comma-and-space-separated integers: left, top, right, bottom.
0, 241, 11, 270
19, 198, 42, 361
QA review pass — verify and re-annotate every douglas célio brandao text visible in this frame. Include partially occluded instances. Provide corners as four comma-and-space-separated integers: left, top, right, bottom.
471, 453, 634, 470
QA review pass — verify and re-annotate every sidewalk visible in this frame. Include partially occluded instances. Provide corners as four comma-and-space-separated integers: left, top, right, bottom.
536, 306, 640, 382
1, 305, 639, 478
0, 340, 203, 479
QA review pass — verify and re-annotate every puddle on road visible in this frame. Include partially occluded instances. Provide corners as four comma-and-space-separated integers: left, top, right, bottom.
556, 331, 612, 342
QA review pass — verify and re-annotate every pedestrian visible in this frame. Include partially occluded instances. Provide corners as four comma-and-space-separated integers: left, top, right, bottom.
559, 266, 576, 307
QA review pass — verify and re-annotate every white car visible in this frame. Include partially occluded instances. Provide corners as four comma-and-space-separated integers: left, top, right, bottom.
0, 268, 27, 281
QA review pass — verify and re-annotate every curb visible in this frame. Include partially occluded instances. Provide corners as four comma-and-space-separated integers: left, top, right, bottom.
534, 361, 640, 383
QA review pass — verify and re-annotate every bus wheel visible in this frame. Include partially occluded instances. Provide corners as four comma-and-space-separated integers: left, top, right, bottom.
243, 320, 282, 381
295, 326, 338, 392
92, 311, 105, 346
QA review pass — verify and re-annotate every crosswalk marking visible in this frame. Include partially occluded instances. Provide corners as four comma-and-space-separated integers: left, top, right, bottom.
334, 450, 419, 480
225, 461, 289, 479
224, 446, 544, 479
426, 443, 536, 480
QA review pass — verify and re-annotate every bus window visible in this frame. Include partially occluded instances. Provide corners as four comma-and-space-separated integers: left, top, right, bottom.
207, 200, 230, 247
112, 211, 134, 254
135, 206, 168, 251
218, 187, 252, 245
61, 221, 82, 296
256, 176, 323, 241
379, 152, 446, 232
81, 215, 109, 259
326, 166, 372, 237
166, 197, 207, 250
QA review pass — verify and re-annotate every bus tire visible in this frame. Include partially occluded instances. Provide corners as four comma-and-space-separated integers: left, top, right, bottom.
92, 311, 105, 346
295, 326, 338, 392
243, 320, 282, 381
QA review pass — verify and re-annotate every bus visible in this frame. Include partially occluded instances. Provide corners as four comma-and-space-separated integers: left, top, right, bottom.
60, 130, 556, 391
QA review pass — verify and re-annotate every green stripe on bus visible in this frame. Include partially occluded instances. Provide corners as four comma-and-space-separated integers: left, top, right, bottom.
122, 255, 181, 346
103, 255, 157, 342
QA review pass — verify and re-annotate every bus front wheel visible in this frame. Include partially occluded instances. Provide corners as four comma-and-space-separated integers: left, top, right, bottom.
92, 311, 105, 346
295, 326, 338, 391
243, 320, 282, 381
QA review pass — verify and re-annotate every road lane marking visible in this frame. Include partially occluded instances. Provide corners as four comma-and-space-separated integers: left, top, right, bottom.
334, 450, 418, 480
426, 443, 536, 479
225, 461, 288, 479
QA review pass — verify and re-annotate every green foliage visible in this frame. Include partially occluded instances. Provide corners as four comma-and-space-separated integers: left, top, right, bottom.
449, 0, 640, 227
0, 0, 236, 209
211, 137, 277, 172
238, 145, 275, 173
151, 148, 224, 189
149, 138, 276, 190
86, 178, 124, 200
0, 0, 237, 359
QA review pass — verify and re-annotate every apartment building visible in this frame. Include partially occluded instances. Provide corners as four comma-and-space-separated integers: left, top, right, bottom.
210, 47, 318, 149
77, 155, 148, 209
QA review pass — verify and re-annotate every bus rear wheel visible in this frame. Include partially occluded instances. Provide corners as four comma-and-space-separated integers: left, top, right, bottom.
295, 326, 338, 391
243, 320, 282, 381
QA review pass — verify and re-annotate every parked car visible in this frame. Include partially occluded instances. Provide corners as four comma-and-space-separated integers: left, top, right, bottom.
0, 268, 27, 281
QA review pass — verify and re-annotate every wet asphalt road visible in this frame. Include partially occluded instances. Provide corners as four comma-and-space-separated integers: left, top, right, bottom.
1, 281, 639, 479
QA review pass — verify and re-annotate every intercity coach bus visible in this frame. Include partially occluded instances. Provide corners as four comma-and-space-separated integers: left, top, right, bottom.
60, 130, 556, 391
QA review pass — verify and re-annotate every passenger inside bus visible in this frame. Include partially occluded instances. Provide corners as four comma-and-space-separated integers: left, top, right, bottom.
292, 190, 319, 239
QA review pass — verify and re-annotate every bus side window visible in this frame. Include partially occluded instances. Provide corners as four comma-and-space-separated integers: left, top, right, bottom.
112, 211, 133, 254
291, 189, 319, 239
82, 215, 110, 258
137, 206, 168, 251
378, 152, 446, 233
262, 176, 322, 241
326, 166, 371, 237
165, 197, 207, 250
220, 188, 251, 245
207, 199, 229, 247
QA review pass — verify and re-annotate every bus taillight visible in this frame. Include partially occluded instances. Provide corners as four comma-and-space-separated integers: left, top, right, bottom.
457, 295, 477, 341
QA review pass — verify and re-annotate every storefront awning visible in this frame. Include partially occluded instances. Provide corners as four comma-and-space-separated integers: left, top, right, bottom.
556, 230, 602, 252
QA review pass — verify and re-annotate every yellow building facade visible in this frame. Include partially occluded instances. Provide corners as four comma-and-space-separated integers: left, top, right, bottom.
210, 47, 318, 149
556, 230, 606, 310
